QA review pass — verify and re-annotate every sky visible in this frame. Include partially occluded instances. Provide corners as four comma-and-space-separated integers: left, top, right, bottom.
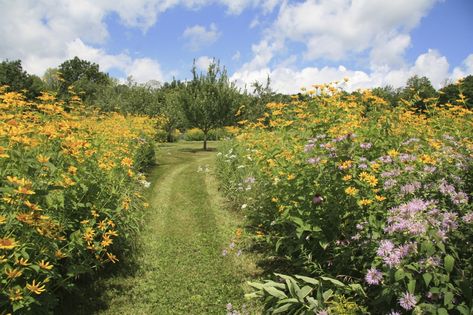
0, 0, 472, 93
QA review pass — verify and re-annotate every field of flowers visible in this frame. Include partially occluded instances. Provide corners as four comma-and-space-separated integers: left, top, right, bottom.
217, 82, 473, 314
0, 87, 157, 313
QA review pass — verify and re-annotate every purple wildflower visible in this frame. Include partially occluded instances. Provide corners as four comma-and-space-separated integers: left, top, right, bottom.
383, 179, 397, 190
307, 157, 321, 164
360, 142, 372, 149
316, 310, 328, 315
358, 163, 368, 169
462, 212, 473, 223
365, 268, 383, 285
226, 303, 233, 311
312, 194, 324, 204
244, 176, 256, 184
387, 311, 401, 315
377, 240, 395, 257
222, 249, 228, 256
379, 155, 393, 163
304, 143, 315, 152
400, 181, 422, 195
399, 292, 417, 310
424, 166, 437, 173
452, 191, 468, 205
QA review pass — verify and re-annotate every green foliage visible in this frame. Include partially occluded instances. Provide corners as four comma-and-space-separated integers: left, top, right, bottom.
180, 59, 240, 150
247, 274, 366, 314
57, 56, 110, 102
400, 75, 438, 111
0, 60, 44, 98
217, 85, 473, 313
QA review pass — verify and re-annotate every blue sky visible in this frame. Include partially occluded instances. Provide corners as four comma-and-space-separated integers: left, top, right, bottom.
1, 0, 472, 93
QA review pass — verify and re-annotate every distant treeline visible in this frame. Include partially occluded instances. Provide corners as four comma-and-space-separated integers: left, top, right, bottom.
1, 57, 472, 145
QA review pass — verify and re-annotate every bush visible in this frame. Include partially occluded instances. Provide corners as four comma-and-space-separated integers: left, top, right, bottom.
0, 88, 156, 313
217, 83, 473, 314
182, 127, 230, 141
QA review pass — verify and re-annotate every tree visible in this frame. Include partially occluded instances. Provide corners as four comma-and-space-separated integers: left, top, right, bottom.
58, 57, 109, 102
180, 60, 239, 150
371, 85, 401, 107
400, 75, 438, 111
439, 75, 473, 109
0, 59, 44, 98
42, 68, 62, 93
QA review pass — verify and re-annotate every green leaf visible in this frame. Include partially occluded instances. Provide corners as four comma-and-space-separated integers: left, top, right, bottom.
444, 255, 454, 273
407, 279, 416, 294
320, 276, 345, 287
264, 286, 288, 299
322, 289, 333, 302
444, 291, 454, 306
272, 303, 293, 314
455, 305, 471, 315
297, 286, 312, 300
395, 269, 405, 281
437, 308, 449, 315
423, 273, 433, 287
295, 275, 319, 285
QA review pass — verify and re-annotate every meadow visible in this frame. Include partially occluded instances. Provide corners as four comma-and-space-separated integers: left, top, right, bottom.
0, 87, 157, 313
216, 82, 473, 314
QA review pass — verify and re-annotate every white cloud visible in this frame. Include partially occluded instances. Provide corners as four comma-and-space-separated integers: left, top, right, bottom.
195, 56, 214, 71
452, 54, 473, 81
182, 23, 221, 51
231, 50, 469, 94
67, 38, 164, 83
0, 0, 275, 77
243, 0, 439, 72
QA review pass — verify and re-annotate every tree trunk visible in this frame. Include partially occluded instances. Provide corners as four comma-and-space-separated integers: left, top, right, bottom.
203, 130, 208, 151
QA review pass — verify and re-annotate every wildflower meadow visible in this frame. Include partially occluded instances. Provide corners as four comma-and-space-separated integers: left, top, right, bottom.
217, 81, 473, 314
0, 87, 157, 312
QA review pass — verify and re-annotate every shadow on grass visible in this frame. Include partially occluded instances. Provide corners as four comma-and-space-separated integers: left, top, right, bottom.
54, 246, 141, 314
177, 147, 218, 153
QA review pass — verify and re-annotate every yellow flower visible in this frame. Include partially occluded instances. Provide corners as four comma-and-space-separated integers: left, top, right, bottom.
0, 237, 18, 250
357, 199, 373, 207
106, 252, 119, 263
120, 157, 133, 168
387, 149, 399, 157
16, 257, 30, 266
83, 227, 95, 242
68, 165, 77, 175
287, 174, 296, 180
338, 160, 353, 170
26, 280, 46, 295
5, 267, 23, 279
0, 215, 6, 224
24, 200, 41, 211
375, 195, 386, 201
38, 260, 53, 270
14, 186, 35, 195
419, 154, 436, 165
345, 186, 359, 196
8, 288, 23, 302
342, 175, 352, 181
36, 154, 50, 163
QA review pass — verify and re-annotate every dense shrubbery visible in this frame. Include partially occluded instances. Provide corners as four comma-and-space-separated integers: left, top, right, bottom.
217, 82, 473, 314
0, 87, 157, 313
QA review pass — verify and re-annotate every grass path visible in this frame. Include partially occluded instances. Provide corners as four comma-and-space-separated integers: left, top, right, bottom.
60, 142, 259, 314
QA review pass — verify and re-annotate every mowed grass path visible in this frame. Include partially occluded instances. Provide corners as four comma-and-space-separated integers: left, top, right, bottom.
60, 141, 258, 314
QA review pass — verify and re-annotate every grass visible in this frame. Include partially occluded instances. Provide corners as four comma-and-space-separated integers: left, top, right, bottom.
56, 141, 261, 314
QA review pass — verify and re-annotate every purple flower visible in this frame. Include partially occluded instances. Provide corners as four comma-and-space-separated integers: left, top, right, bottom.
312, 194, 324, 204
377, 240, 395, 257
452, 191, 468, 205
424, 166, 437, 173
307, 157, 321, 164
400, 181, 422, 195
226, 303, 233, 311
365, 268, 383, 285
462, 212, 473, 223
383, 251, 402, 267
383, 179, 397, 190
229, 242, 235, 249
316, 310, 328, 315
387, 311, 401, 315
222, 249, 228, 256
399, 292, 417, 310
304, 143, 315, 152
379, 155, 393, 163
439, 180, 456, 196
236, 250, 242, 256
358, 163, 368, 169
360, 142, 372, 149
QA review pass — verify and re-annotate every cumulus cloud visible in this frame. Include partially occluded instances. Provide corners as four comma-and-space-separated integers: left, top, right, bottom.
67, 38, 164, 83
231, 50, 470, 94
452, 54, 473, 80
183, 23, 221, 51
0, 0, 272, 77
195, 56, 214, 71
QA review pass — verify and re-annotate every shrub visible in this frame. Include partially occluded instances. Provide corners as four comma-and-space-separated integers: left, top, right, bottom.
0, 88, 156, 313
